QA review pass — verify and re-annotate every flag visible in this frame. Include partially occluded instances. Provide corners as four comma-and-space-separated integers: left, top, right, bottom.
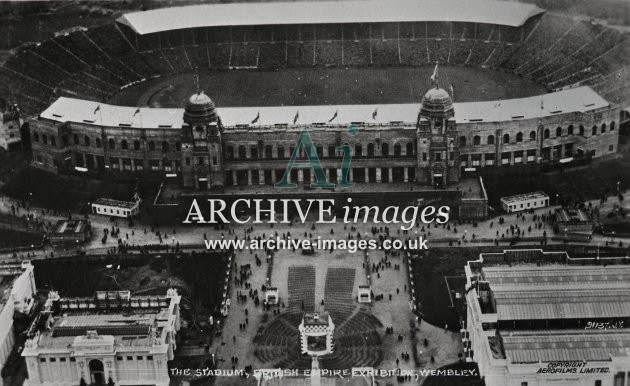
372, 108, 378, 120
430, 63, 439, 85
94, 105, 101, 114
328, 110, 338, 123
293, 110, 299, 124
251, 111, 260, 124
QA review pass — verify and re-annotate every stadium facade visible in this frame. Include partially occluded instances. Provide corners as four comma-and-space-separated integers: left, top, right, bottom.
28, 85, 618, 190
464, 250, 630, 386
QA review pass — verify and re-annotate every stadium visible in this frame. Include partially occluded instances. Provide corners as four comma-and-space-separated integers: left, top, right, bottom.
4, 0, 625, 199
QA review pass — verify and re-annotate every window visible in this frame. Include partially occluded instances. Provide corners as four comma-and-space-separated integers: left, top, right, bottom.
544, 129, 550, 139
33, 132, 39, 142
162, 141, 169, 152
592, 125, 597, 135
265, 145, 273, 158
594, 381, 601, 386
121, 140, 128, 150
516, 132, 523, 142
42, 135, 48, 145
473, 136, 480, 146
250, 146, 258, 159
529, 131, 536, 141
381, 143, 389, 156
84, 136, 90, 146
116, 356, 123, 361
176, 141, 182, 151
601, 123, 606, 133
487, 135, 495, 145
394, 144, 401, 156
609, 144, 614, 151
50, 136, 56, 146
108, 139, 115, 149
567, 125, 574, 135
610, 121, 615, 131
212, 156, 217, 165
148, 141, 155, 151
127, 356, 133, 361
367, 143, 375, 157
147, 356, 153, 360
137, 356, 143, 360
277, 146, 285, 158
502, 134, 509, 144
406, 142, 414, 156
579, 125, 585, 136
238, 145, 247, 158
521, 382, 528, 386
70, 357, 76, 362
556, 127, 562, 137
434, 152, 442, 161
39, 358, 46, 363
459, 136, 467, 146
60, 358, 66, 362
73, 134, 79, 145
198, 157, 205, 165
226, 146, 234, 159
95, 138, 101, 148
422, 153, 427, 161
134, 140, 141, 150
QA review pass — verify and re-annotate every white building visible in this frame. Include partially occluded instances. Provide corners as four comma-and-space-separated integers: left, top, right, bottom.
0, 261, 36, 386
464, 249, 630, 386
22, 289, 181, 386
91, 197, 140, 218
500, 192, 549, 213
298, 312, 335, 356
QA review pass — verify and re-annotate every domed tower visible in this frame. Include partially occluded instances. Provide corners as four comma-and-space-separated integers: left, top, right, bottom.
181, 91, 224, 189
416, 71, 459, 187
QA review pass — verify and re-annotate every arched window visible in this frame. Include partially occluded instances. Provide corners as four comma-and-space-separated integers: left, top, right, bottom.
95, 138, 101, 148
394, 143, 401, 156
381, 143, 389, 156
567, 125, 574, 135
502, 134, 509, 144
32, 132, 39, 142
84, 136, 90, 146
42, 135, 48, 145
108, 138, 115, 149
529, 131, 536, 141
121, 140, 128, 150
459, 136, 467, 147
316, 145, 323, 158
556, 127, 562, 137
544, 129, 550, 139
62, 134, 68, 146
250, 146, 258, 159
264, 145, 273, 158
592, 126, 597, 136
176, 141, 182, 151
134, 140, 141, 150
226, 146, 234, 159
148, 141, 155, 151
516, 132, 523, 142
367, 143, 375, 157
487, 135, 495, 145
601, 123, 606, 133
406, 142, 414, 156
162, 141, 169, 152
610, 121, 616, 131
277, 145, 285, 158
73, 134, 79, 145
50, 136, 56, 146
355, 144, 362, 157
238, 145, 247, 158
473, 136, 480, 146
579, 125, 584, 136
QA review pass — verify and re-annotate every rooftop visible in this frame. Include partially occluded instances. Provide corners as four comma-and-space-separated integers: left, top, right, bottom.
117, 0, 544, 35
555, 208, 592, 223
500, 191, 549, 204
93, 198, 138, 209
38, 87, 609, 130
501, 329, 630, 363
52, 219, 87, 235
481, 265, 630, 320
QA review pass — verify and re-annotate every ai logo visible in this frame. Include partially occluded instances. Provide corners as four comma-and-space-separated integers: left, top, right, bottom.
275, 125, 359, 189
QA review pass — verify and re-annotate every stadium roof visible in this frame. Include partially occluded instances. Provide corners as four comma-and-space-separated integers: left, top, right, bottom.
38, 87, 608, 129
117, 0, 545, 35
